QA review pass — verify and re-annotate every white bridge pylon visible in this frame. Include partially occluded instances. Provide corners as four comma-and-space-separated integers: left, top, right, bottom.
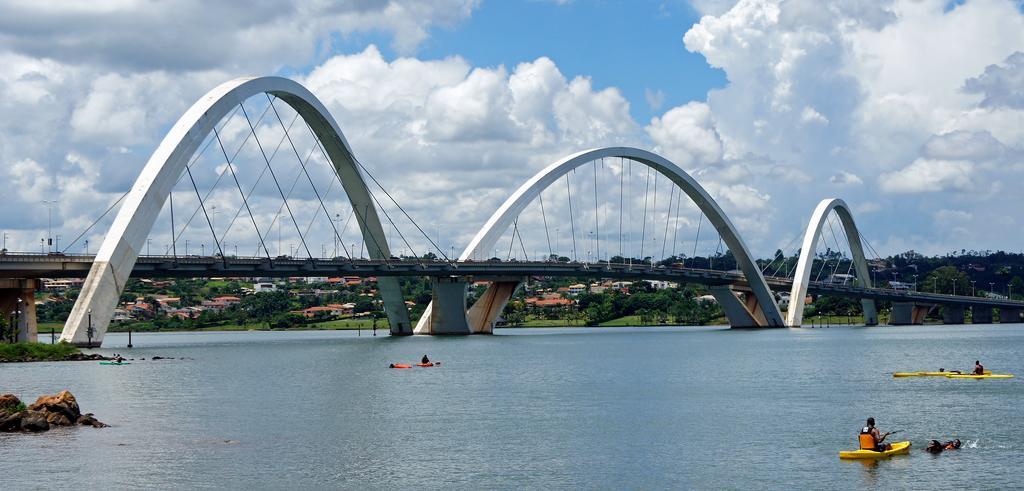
415, 146, 787, 334
786, 198, 878, 327
60, 77, 412, 346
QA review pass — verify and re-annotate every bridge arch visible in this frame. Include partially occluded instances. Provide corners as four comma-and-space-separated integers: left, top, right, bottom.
786, 198, 877, 327
61, 76, 410, 346
415, 146, 786, 334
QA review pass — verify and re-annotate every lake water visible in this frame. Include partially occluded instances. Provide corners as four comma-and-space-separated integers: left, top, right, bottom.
3, 325, 1023, 489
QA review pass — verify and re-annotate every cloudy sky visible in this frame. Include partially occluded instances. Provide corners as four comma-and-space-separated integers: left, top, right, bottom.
1, 0, 1023, 262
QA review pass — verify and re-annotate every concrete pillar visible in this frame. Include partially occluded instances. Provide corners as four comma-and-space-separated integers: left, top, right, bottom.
467, 280, 520, 334
710, 286, 765, 327
0, 279, 38, 343
861, 299, 879, 326
999, 308, 1022, 324
972, 307, 993, 324
891, 302, 929, 325
428, 276, 471, 335
942, 305, 965, 324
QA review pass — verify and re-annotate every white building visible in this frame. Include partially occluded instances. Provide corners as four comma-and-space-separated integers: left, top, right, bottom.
253, 282, 278, 293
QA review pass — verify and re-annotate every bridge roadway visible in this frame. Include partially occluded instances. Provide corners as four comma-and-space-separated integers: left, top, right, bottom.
2, 253, 1023, 310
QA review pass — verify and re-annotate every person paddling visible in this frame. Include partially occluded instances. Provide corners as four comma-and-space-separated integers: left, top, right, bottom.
973, 360, 985, 375
859, 417, 892, 452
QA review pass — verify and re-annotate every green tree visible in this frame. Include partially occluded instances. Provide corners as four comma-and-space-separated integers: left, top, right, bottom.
923, 266, 971, 295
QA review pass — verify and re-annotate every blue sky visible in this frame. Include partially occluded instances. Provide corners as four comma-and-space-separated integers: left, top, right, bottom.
336, 0, 726, 123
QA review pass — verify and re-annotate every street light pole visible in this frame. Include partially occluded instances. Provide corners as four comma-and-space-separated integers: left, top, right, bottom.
86, 308, 93, 348
971, 280, 976, 296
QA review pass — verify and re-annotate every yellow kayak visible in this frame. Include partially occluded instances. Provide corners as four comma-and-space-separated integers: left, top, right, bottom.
839, 441, 912, 460
893, 370, 990, 377
946, 373, 1014, 379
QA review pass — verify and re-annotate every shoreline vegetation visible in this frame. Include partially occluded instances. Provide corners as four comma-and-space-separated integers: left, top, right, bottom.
0, 343, 89, 363
34, 312, 962, 339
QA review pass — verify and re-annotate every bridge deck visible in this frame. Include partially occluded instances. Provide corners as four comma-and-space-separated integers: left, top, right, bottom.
2, 253, 1022, 309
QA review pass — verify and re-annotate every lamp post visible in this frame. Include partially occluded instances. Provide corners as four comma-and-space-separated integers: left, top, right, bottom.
971, 280, 976, 297
42, 199, 58, 253
913, 274, 918, 291
14, 298, 22, 342
86, 308, 94, 348
8, 311, 14, 343
990, 282, 995, 297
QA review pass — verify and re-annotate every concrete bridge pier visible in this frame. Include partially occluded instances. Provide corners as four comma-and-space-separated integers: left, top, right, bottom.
466, 280, 520, 334
427, 276, 472, 334
891, 302, 930, 325
942, 305, 965, 324
0, 279, 38, 343
709, 286, 780, 327
972, 307, 993, 324
999, 308, 1022, 324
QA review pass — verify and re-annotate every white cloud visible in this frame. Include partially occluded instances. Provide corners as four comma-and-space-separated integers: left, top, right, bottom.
829, 171, 863, 186
878, 158, 975, 193
673, 0, 1024, 255
644, 88, 666, 111
646, 101, 723, 168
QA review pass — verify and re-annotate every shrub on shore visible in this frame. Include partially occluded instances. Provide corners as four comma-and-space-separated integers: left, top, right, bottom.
0, 342, 80, 362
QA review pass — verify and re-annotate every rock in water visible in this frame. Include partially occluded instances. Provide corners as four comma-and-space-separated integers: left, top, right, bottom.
0, 411, 23, 431
0, 394, 22, 413
29, 390, 81, 423
46, 412, 72, 426
19, 411, 49, 432
77, 413, 108, 428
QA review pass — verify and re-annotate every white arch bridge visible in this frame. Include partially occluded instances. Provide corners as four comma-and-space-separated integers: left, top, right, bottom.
0, 77, 1015, 346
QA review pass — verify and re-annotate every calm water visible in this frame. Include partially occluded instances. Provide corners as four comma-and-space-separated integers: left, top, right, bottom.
2, 325, 1023, 489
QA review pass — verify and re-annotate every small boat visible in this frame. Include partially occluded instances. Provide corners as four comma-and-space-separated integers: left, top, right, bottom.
390, 364, 412, 369
839, 441, 912, 459
99, 361, 130, 365
893, 370, 990, 377
945, 373, 1014, 379
417, 363, 434, 367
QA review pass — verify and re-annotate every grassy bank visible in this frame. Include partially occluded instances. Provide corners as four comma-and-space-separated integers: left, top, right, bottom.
41, 318, 390, 334
0, 342, 80, 362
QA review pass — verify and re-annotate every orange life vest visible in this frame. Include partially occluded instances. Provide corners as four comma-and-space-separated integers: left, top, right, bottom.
859, 427, 876, 450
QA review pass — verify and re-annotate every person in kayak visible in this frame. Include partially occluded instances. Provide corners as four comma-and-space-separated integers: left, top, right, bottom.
974, 360, 985, 375
421, 355, 430, 364
859, 417, 892, 451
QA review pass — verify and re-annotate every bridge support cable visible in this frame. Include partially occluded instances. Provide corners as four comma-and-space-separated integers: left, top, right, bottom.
298, 177, 353, 257
824, 214, 845, 281
538, 192, 553, 258
671, 187, 682, 259
251, 143, 324, 257
348, 157, 452, 263
212, 125, 272, 260
593, 159, 600, 263
618, 157, 624, 260
711, 235, 722, 269
60, 190, 129, 253
165, 102, 290, 256
650, 173, 659, 262
169, 193, 177, 258
661, 185, 676, 261
639, 166, 651, 261
183, 163, 226, 260
214, 107, 305, 257
565, 173, 578, 262
626, 158, 632, 264
690, 213, 703, 268
267, 95, 350, 260
240, 104, 314, 259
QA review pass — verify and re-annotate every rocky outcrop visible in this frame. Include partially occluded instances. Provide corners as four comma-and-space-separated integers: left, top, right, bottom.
0, 391, 105, 433
0, 394, 21, 413
29, 390, 81, 421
